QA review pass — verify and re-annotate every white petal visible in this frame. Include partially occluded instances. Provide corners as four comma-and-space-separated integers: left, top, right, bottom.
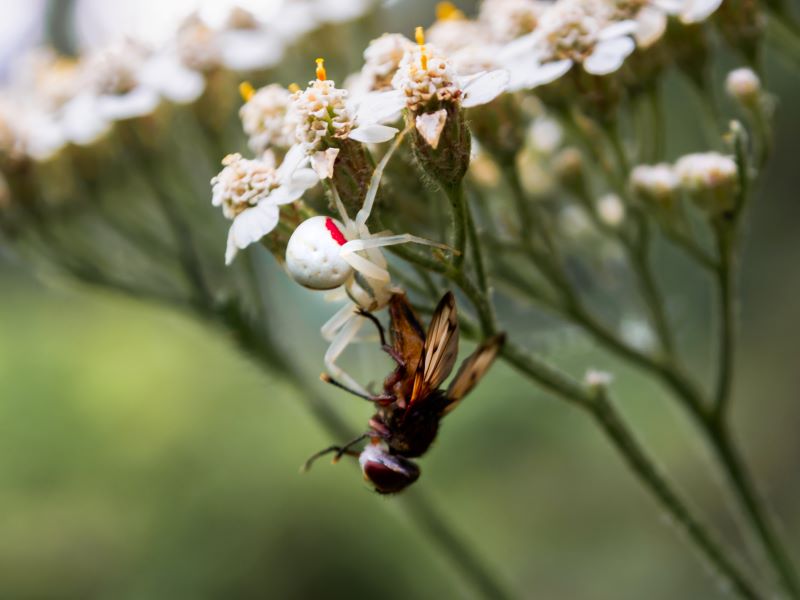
311, 148, 340, 179
60, 93, 110, 145
96, 87, 160, 121
598, 20, 639, 41
520, 59, 574, 89
271, 168, 319, 205
348, 124, 398, 144
498, 32, 539, 64
353, 89, 405, 125
276, 143, 308, 180
680, 0, 723, 23
415, 110, 448, 150
583, 38, 635, 75
225, 202, 280, 265
140, 54, 205, 104
654, 0, 682, 13
219, 30, 285, 71
460, 69, 510, 108
635, 7, 668, 48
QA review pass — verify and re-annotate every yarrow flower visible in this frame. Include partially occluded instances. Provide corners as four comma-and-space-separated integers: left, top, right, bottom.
347, 34, 416, 95
500, 0, 637, 90
479, 0, 551, 43
290, 58, 400, 178
239, 83, 296, 155
675, 152, 738, 192
211, 146, 318, 264
630, 163, 679, 205
378, 27, 509, 149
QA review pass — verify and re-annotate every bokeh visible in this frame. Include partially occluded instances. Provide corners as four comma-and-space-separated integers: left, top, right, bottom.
1, 1, 799, 598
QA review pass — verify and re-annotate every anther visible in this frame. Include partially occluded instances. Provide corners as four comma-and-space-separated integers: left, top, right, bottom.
239, 81, 255, 102
315, 57, 327, 81
436, 2, 464, 20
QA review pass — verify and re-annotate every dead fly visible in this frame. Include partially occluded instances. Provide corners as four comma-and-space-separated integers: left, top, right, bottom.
304, 292, 505, 494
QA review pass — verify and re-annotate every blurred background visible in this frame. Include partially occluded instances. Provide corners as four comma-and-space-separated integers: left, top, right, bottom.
1, 1, 799, 598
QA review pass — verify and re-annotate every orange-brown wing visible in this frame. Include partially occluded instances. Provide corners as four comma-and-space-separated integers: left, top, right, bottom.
443, 333, 505, 416
410, 292, 460, 404
388, 293, 426, 398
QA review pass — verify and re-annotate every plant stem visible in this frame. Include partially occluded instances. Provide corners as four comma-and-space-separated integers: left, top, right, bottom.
400, 489, 514, 600
590, 394, 763, 600
712, 222, 736, 419
708, 422, 800, 599
444, 182, 468, 270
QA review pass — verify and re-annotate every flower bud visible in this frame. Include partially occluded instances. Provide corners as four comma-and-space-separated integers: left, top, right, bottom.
725, 68, 761, 107
674, 152, 739, 215
553, 147, 585, 195
597, 193, 625, 227
630, 163, 679, 208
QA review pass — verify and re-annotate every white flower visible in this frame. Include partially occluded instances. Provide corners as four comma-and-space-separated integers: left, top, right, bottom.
584, 369, 614, 387
597, 193, 626, 226
500, 0, 637, 90
530, 116, 564, 154
211, 146, 318, 265
676, 0, 723, 24
725, 68, 761, 105
630, 163, 679, 203
290, 59, 401, 176
346, 34, 416, 96
479, 0, 550, 43
674, 152, 738, 192
239, 83, 296, 154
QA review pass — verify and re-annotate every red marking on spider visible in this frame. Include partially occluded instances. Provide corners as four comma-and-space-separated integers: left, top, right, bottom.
325, 218, 347, 246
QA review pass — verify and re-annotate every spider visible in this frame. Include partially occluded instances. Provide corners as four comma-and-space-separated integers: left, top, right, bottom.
285, 130, 451, 395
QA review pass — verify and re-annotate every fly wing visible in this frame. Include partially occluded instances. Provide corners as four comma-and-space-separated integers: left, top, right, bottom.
388, 293, 426, 397
410, 292, 460, 405
442, 333, 505, 416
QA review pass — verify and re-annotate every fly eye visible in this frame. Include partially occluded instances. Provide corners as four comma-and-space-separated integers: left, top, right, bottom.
286, 216, 352, 290
360, 449, 420, 494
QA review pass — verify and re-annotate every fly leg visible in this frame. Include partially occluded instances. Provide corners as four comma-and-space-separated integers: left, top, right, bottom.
355, 309, 405, 367
301, 433, 372, 472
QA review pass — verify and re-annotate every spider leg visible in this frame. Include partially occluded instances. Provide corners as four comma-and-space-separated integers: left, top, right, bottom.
340, 246, 391, 282
324, 315, 370, 397
355, 126, 411, 228
321, 301, 358, 342
344, 233, 452, 254
320, 373, 392, 403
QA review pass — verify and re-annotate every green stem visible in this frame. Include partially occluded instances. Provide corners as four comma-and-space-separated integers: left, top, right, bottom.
444, 182, 468, 271
712, 222, 736, 419
708, 422, 800, 599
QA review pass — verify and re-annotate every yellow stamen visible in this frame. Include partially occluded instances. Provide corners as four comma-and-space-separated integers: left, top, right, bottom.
288, 82, 300, 93
415, 27, 428, 71
239, 81, 255, 102
436, 2, 464, 20
315, 58, 327, 81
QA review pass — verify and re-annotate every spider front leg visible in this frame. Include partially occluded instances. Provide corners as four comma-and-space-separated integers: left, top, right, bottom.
339, 233, 452, 282
323, 312, 371, 397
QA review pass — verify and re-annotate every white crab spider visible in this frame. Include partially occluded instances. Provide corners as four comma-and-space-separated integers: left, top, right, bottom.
285, 130, 450, 394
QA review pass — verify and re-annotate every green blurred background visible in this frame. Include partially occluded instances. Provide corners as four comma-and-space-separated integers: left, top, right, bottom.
1, 1, 800, 598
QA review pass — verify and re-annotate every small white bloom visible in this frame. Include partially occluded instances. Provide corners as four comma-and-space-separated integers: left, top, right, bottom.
500, 0, 637, 90
597, 193, 626, 226
530, 116, 563, 154
347, 34, 416, 95
674, 152, 738, 193
217, 7, 285, 72
479, 0, 551, 43
725, 68, 761, 105
630, 163, 679, 202
678, 0, 723, 24
239, 83, 296, 154
585, 369, 614, 388
291, 59, 400, 166
211, 146, 318, 265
